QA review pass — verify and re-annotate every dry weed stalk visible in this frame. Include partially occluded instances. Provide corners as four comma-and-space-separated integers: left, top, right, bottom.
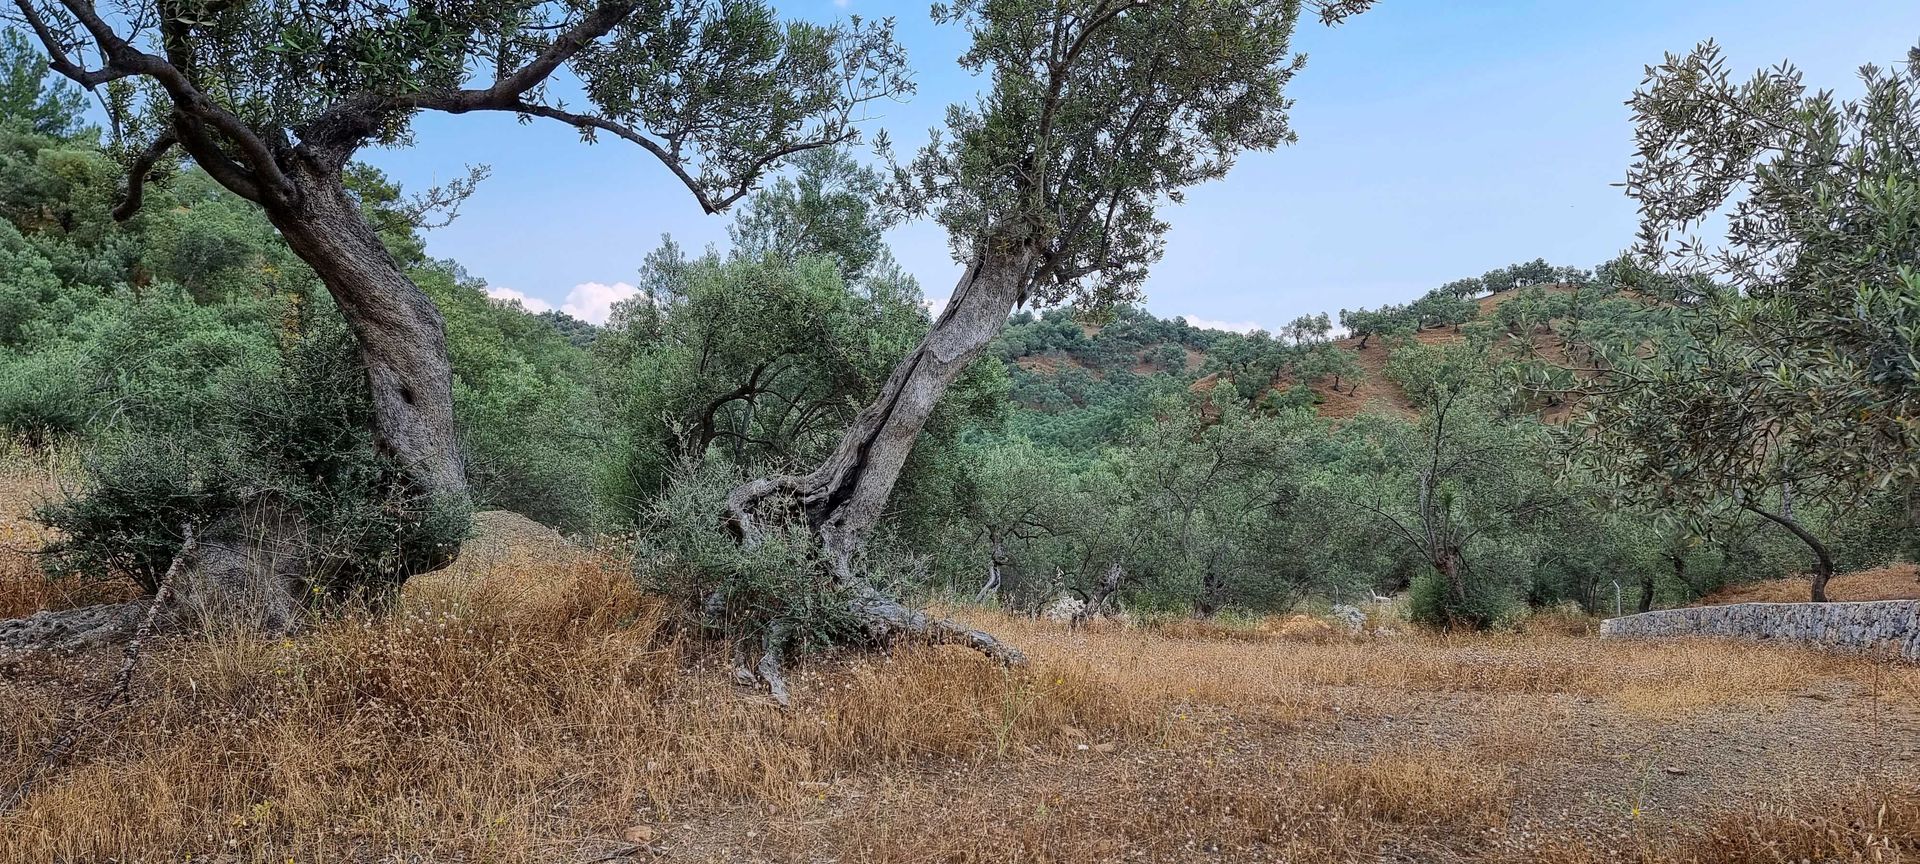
1, 523, 197, 813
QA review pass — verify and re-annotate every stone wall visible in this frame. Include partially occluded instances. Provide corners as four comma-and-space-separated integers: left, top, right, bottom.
1599, 600, 1920, 661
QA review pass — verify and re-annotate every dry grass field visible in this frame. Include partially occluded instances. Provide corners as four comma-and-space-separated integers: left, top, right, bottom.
1, 544, 1916, 863
2, 451, 1918, 862
1700, 565, 1920, 605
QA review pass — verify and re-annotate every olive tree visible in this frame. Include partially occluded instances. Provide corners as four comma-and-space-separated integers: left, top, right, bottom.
2, 0, 905, 601
722, 0, 1372, 687
1582, 41, 1920, 601
1342, 341, 1564, 627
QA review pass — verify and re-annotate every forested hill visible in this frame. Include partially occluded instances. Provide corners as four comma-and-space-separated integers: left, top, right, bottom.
991, 267, 1650, 446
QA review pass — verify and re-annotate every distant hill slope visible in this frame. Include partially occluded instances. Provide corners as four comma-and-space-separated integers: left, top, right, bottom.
997, 284, 1608, 431
1306, 286, 1588, 422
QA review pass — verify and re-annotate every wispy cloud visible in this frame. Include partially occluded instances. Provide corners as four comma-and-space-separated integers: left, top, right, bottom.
486, 282, 640, 325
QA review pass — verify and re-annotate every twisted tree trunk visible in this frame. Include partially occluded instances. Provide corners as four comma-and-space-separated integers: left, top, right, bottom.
3, 504, 318, 650
1742, 502, 1835, 603
1080, 562, 1125, 627
976, 526, 1010, 605
266, 158, 467, 508
2, 157, 467, 651
1196, 551, 1226, 618
742, 246, 1036, 574
723, 243, 1037, 696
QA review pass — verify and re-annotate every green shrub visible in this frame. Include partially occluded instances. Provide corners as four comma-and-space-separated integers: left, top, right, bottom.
0, 347, 93, 447
37, 317, 469, 600
635, 461, 856, 654
1408, 567, 1514, 630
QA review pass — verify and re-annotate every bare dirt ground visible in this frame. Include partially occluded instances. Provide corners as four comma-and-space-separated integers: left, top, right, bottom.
647, 615, 1920, 864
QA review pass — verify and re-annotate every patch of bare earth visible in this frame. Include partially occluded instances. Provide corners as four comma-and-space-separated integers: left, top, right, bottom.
651, 617, 1920, 863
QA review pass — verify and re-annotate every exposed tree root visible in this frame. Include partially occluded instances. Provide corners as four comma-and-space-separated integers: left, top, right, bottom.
2, 525, 197, 812
0, 508, 314, 651
731, 586, 1025, 708
0, 601, 148, 652
756, 624, 794, 707
721, 478, 1027, 705
845, 580, 1026, 665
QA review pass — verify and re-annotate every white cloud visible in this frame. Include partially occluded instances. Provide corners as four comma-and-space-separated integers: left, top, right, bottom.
484, 285, 553, 314
561, 281, 640, 325
1181, 315, 1264, 335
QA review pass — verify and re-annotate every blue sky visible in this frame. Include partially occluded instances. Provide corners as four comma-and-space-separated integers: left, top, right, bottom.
364, 1, 1920, 329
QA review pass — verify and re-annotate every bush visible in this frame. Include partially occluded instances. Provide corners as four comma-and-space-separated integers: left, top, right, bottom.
1408, 568, 1514, 630
37, 316, 469, 600
0, 348, 93, 447
635, 461, 856, 654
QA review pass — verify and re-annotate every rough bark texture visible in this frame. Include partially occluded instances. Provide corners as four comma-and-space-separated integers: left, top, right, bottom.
266, 159, 466, 505
745, 245, 1037, 578
0, 602, 147, 651
1196, 553, 1225, 618
975, 527, 1009, 605
172, 505, 315, 635
1437, 547, 1468, 611
0, 508, 314, 651
1079, 563, 1124, 627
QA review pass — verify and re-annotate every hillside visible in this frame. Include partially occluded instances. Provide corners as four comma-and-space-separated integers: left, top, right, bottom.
997, 283, 1608, 431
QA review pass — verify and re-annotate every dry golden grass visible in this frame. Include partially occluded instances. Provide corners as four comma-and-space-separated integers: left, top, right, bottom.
1701, 563, 1920, 604
959, 609, 1889, 720
1, 531, 1916, 861
0, 442, 139, 619
0, 559, 1157, 862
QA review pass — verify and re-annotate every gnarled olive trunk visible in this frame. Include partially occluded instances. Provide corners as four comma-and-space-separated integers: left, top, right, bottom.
1197, 551, 1226, 618
721, 244, 1036, 700
1, 161, 470, 651
797, 247, 1035, 574
0, 506, 307, 650
976, 526, 1011, 605
731, 244, 1036, 577
265, 159, 467, 506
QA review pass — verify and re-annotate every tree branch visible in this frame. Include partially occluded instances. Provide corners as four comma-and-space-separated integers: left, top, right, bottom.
503, 101, 848, 213
8, 0, 128, 86
32, 0, 295, 205
111, 132, 176, 221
